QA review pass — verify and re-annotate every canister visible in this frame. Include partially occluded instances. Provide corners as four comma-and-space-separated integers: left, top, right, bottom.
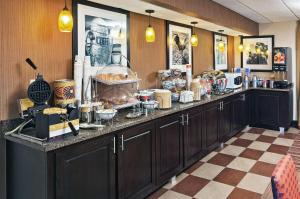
54, 79, 76, 106
154, 90, 172, 109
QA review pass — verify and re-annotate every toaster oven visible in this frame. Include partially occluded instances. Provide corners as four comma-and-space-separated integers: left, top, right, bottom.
225, 73, 243, 89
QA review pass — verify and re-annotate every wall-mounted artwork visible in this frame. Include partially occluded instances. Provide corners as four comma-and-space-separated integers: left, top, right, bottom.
241, 35, 274, 71
74, 1, 129, 73
213, 33, 228, 71
166, 21, 192, 72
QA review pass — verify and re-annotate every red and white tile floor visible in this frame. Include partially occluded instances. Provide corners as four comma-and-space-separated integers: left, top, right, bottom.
147, 127, 299, 199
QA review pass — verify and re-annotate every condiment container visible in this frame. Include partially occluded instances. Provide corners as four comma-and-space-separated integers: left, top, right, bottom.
154, 89, 172, 109
191, 81, 202, 101
53, 79, 76, 106
80, 104, 92, 123
252, 75, 257, 88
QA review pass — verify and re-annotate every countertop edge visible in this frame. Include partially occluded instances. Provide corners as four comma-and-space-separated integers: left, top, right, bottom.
4, 87, 292, 152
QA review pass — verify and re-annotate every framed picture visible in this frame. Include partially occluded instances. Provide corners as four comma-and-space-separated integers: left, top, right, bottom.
213, 33, 228, 71
166, 21, 192, 72
241, 35, 274, 71
73, 0, 130, 74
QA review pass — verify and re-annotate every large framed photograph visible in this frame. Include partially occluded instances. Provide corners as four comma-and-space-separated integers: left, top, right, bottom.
166, 21, 192, 72
241, 35, 274, 71
213, 33, 228, 71
73, 0, 130, 74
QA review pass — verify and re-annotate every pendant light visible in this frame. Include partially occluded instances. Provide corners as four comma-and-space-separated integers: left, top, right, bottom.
145, 10, 155, 43
190, 22, 198, 47
238, 35, 244, 52
58, 0, 73, 32
218, 30, 225, 52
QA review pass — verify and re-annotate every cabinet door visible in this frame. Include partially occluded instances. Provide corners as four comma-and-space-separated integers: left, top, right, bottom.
118, 122, 156, 199
183, 108, 204, 168
56, 135, 116, 199
219, 100, 232, 142
254, 92, 280, 129
202, 102, 220, 151
156, 113, 183, 185
232, 94, 247, 135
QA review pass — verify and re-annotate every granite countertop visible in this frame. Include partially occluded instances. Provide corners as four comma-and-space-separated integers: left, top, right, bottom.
4, 87, 291, 152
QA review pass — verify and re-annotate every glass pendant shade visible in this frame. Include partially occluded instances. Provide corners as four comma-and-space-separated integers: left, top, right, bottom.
145, 25, 155, 43
238, 44, 244, 52
58, 7, 73, 32
218, 41, 225, 52
191, 34, 198, 47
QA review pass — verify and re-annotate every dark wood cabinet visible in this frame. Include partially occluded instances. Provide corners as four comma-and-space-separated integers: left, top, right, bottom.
6, 89, 293, 199
202, 101, 220, 152
219, 99, 232, 142
117, 122, 156, 199
231, 93, 247, 135
252, 90, 293, 130
156, 113, 183, 185
56, 135, 116, 199
182, 107, 204, 168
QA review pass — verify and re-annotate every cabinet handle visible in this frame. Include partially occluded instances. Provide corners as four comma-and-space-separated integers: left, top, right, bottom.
186, 114, 189, 126
180, 114, 185, 126
121, 135, 124, 151
240, 94, 246, 101
113, 137, 116, 154
219, 102, 222, 111
124, 131, 150, 142
160, 120, 179, 129
222, 101, 224, 110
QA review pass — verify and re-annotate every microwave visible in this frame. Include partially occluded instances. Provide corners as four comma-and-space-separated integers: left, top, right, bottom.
225, 73, 243, 89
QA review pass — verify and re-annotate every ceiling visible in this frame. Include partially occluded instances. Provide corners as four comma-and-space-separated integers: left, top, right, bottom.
213, 0, 300, 23
89, 0, 249, 36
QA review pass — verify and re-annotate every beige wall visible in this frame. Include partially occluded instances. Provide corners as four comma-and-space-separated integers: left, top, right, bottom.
259, 21, 298, 120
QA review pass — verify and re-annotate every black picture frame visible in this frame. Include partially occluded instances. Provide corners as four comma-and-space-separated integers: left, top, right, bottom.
166, 21, 193, 72
213, 32, 228, 72
241, 35, 274, 72
72, 0, 130, 69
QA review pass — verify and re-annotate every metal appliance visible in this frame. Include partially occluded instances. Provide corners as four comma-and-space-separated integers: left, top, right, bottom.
273, 47, 292, 83
8, 59, 79, 140
225, 73, 243, 89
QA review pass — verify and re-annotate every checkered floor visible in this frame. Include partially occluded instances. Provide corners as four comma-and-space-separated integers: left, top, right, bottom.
147, 127, 300, 199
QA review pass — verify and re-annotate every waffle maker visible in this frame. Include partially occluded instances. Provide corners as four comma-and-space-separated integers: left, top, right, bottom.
9, 58, 79, 140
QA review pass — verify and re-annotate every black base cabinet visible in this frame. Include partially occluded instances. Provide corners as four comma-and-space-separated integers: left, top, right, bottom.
6, 89, 293, 199
56, 135, 116, 199
250, 90, 293, 130
183, 107, 204, 168
156, 113, 183, 186
117, 122, 156, 199
231, 93, 248, 136
219, 99, 232, 142
202, 101, 220, 152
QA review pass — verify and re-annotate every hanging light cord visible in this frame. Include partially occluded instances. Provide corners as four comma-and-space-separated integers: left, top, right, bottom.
148, 13, 151, 27
64, 0, 67, 10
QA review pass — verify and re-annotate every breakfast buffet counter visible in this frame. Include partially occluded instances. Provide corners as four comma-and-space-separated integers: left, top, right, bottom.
5, 87, 291, 152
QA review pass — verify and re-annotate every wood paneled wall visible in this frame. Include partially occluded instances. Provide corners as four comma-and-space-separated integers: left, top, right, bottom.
130, 13, 166, 89
192, 28, 214, 76
0, 0, 72, 120
143, 0, 259, 35
0, 2, 236, 120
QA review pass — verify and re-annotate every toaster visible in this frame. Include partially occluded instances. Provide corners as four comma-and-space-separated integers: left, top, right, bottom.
225, 73, 243, 89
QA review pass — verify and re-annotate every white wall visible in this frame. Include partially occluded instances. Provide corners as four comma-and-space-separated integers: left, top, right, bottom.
259, 21, 298, 120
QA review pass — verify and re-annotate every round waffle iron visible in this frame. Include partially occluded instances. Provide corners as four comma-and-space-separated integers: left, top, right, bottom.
27, 74, 51, 105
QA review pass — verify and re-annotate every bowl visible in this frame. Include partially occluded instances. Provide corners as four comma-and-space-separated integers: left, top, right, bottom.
162, 81, 175, 90
96, 109, 117, 120
142, 100, 159, 109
